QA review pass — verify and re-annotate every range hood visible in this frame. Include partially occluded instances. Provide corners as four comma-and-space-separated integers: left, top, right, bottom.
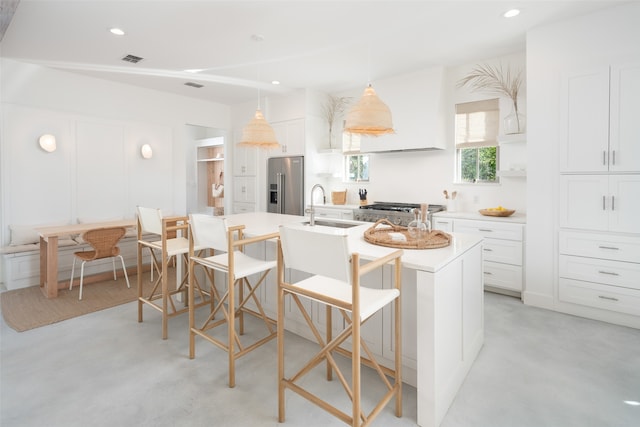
358, 66, 446, 153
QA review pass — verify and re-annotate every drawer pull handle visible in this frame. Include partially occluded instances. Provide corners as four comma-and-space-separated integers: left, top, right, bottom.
598, 295, 619, 302
483, 271, 492, 275
602, 195, 606, 210
483, 248, 493, 252
598, 270, 619, 276
478, 228, 493, 232
598, 245, 619, 250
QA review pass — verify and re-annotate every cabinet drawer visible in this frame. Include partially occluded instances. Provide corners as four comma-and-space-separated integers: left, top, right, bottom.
454, 220, 523, 241
233, 203, 256, 214
433, 219, 453, 232
559, 254, 640, 290
559, 278, 640, 316
483, 261, 522, 291
483, 239, 522, 265
559, 230, 640, 263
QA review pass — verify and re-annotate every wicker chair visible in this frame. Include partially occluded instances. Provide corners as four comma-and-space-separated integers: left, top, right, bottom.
69, 226, 130, 300
277, 224, 403, 427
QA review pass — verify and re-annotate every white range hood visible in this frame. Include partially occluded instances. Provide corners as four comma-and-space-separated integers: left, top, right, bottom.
359, 66, 446, 152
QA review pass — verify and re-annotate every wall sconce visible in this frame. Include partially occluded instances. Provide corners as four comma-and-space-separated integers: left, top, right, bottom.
38, 134, 57, 153
140, 144, 153, 159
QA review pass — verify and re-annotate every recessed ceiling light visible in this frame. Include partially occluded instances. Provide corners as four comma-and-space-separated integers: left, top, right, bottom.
624, 400, 640, 406
271, 80, 280, 85
110, 27, 125, 36
503, 9, 520, 18
184, 69, 204, 73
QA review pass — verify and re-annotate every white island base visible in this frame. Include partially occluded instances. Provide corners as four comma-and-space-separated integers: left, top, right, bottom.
223, 212, 484, 427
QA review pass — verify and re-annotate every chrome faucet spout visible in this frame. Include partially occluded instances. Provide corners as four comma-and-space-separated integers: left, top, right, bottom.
306, 184, 326, 226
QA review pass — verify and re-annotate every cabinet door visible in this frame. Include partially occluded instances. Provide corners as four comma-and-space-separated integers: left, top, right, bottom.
233, 144, 257, 176
559, 175, 608, 231
233, 176, 256, 203
560, 68, 610, 173
610, 62, 640, 172
270, 119, 305, 156
609, 174, 640, 233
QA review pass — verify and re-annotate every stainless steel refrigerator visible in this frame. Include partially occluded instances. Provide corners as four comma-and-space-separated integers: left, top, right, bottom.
267, 156, 304, 216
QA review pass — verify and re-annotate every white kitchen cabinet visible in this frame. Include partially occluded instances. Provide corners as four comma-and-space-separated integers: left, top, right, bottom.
233, 144, 257, 176
232, 202, 256, 214
558, 231, 640, 318
311, 206, 354, 220
233, 176, 256, 204
453, 219, 524, 294
269, 119, 305, 156
432, 218, 452, 232
559, 174, 640, 234
560, 62, 640, 173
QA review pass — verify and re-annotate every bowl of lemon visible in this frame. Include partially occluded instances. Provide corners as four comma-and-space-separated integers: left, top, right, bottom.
479, 206, 515, 217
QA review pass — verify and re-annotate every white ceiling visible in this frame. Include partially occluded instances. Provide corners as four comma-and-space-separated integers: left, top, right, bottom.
0, 0, 629, 105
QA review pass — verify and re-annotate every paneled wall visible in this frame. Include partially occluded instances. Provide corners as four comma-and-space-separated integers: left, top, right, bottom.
2, 104, 173, 236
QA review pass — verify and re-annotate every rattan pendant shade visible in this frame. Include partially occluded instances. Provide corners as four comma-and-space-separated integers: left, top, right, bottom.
239, 108, 279, 149
344, 84, 394, 136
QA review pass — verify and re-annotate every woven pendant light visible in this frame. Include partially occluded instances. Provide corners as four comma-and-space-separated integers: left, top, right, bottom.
239, 108, 279, 148
344, 84, 394, 136
238, 34, 280, 149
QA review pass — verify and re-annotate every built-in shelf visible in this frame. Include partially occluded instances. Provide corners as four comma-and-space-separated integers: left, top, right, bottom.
198, 157, 224, 162
498, 134, 526, 144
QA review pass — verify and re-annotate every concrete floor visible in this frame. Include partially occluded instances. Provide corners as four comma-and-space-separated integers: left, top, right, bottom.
1, 291, 639, 427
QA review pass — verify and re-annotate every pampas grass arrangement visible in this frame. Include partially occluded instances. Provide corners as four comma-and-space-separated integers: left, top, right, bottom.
457, 63, 524, 133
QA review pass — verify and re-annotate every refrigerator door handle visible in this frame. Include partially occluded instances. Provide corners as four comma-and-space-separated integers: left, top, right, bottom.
277, 173, 284, 214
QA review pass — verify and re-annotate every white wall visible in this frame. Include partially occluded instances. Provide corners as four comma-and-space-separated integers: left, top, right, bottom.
525, 2, 640, 308
0, 58, 231, 247
315, 52, 527, 212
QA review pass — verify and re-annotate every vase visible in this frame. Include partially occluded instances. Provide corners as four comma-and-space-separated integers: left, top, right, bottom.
504, 107, 526, 135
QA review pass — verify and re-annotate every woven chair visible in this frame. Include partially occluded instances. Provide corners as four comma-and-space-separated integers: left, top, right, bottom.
136, 206, 211, 339
277, 224, 403, 427
69, 226, 130, 300
187, 213, 279, 388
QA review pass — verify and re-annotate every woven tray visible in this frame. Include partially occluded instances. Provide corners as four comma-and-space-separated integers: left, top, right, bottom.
363, 219, 452, 250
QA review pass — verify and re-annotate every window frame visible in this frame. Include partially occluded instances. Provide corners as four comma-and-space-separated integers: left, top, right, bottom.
454, 98, 500, 184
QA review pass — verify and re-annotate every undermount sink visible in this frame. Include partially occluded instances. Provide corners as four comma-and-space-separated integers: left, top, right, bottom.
301, 220, 360, 229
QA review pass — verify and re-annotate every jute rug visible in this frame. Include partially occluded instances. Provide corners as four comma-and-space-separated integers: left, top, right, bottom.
1, 272, 168, 332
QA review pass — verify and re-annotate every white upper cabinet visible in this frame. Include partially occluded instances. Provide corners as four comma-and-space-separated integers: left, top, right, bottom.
610, 62, 640, 173
269, 119, 305, 157
232, 127, 258, 176
560, 63, 640, 173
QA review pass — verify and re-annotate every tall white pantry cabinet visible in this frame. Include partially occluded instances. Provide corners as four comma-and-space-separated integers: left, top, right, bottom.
558, 62, 640, 327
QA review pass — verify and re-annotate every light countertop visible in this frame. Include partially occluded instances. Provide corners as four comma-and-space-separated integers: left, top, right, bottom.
224, 212, 483, 273
433, 210, 526, 224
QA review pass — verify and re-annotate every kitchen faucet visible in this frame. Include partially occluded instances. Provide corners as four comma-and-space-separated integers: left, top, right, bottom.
305, 184, 326, 226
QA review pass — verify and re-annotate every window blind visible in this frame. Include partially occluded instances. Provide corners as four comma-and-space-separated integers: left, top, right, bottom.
455, 98, 499, 149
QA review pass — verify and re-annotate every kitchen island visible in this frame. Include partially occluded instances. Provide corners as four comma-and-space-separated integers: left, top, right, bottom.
224, 212, 484, 427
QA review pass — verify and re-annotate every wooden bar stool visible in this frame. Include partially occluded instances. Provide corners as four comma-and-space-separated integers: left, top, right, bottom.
136, 206, 210, 339
277, 224, 403, 426
187, 213, 279, 388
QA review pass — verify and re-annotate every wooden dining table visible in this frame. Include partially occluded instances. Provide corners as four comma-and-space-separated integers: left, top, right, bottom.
35, 219, 136, 298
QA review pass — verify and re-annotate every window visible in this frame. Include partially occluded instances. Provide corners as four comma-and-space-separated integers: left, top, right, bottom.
345, 154, 369, 182
342, 127, 369, 182
455, 99, 499, 183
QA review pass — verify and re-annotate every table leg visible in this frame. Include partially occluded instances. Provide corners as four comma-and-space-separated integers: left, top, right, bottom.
40, 236, 59, 298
